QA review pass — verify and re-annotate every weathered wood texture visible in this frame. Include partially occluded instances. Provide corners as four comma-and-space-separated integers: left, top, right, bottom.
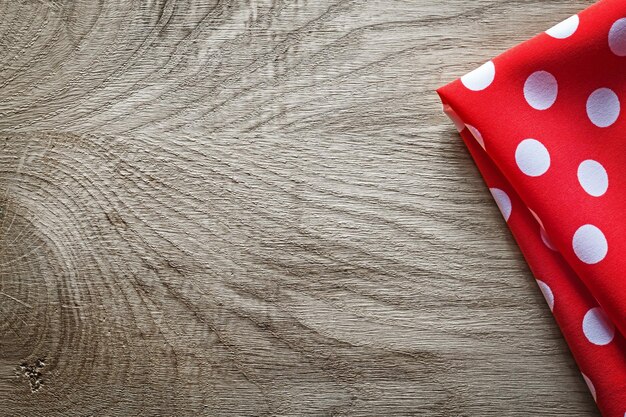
0, 0, 600, 416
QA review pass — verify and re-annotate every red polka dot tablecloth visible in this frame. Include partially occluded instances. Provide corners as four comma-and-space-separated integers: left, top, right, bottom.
437, 1, 626, 415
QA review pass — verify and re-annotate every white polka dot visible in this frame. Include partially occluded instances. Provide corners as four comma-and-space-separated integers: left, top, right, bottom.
536, 280, 554, 312
573, 225, 608, 265
540, 227, 557, 251
528, 209, 557, 251
515, 139, 550, 177
582, 373, 596, 402
583, 307, 615, 346
489, 188, 511, 222
546, 15, 579, 39
578, 160, 608, 197
524, 71, 558, 110
587, 88, 620, 128
461, 61, 495, 91
528, 208, 544, 229
443, 103, 465, 132
466, 124, 485, 150
609, 18, 626, 56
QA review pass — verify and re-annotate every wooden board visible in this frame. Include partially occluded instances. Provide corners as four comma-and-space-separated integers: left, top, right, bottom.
0, 0, 601, 415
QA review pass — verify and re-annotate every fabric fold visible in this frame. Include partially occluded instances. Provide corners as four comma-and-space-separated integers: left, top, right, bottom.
438, 1, 626, 415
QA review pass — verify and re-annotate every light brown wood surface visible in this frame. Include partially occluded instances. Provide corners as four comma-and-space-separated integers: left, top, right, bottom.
0, 1, 601, 416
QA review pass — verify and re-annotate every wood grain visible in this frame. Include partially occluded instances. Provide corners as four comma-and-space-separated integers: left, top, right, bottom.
0, 1, 601, 416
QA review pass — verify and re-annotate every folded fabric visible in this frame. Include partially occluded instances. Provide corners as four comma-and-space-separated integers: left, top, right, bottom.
437, 1, 626, 415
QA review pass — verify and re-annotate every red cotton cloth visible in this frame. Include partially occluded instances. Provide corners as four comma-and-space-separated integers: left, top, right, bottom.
437, 1, 626, 415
